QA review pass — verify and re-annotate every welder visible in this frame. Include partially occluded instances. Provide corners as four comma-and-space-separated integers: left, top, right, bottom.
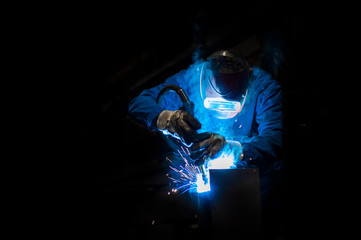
128, 49, 283, 238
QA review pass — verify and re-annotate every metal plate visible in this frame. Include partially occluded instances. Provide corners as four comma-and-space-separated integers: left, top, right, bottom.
198, 168, 262, 240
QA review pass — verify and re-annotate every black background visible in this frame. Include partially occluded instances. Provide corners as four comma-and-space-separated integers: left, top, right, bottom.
13, 1, 353, 239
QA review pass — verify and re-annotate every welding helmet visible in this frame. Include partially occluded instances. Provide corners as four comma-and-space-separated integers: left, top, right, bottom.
200, 49, 251, 119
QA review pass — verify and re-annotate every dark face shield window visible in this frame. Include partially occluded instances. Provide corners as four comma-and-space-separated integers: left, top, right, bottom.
209, 72, 244, 97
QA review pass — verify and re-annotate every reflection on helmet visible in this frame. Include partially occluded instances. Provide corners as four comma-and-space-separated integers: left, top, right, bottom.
200, 50, 250, 119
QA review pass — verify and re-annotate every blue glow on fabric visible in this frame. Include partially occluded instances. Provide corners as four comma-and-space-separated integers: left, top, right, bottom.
165, 61, 244, 194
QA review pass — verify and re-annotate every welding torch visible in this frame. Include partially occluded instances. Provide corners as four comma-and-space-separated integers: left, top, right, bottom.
156, 84, 208, 184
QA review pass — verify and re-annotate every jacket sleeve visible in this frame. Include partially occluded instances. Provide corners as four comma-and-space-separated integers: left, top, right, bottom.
240, 79, 283, 175
128, 71, 185, 130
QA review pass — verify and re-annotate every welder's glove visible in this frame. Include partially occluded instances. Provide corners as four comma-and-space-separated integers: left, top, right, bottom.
190, 132, 226, 165
156, 110, 202, 143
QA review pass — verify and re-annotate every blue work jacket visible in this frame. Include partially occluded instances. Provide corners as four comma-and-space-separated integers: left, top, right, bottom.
129, 64, 282, 177
129, 64, 283, 209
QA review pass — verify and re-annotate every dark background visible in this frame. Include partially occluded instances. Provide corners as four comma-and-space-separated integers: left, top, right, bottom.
28, 1, 351, 239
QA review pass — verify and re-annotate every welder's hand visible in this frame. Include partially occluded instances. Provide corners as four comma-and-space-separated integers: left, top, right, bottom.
190, 132, 226, 164
156, 110, 202, 143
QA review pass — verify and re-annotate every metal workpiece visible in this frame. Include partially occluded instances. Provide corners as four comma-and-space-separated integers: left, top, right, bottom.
198, 168, 262, 240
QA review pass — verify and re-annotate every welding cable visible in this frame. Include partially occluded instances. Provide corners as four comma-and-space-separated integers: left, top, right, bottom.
156, 85, 209, 184
155, 84, 201, 145
156, 84, 190, 104
156, 85, 210, 184
156, 84, 195, 116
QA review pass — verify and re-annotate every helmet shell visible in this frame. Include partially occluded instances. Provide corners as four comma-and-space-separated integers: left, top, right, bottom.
200, 50, 250, 119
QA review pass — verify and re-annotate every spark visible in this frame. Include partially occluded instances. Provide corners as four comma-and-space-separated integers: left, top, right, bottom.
165, 148, 200, 195
166, 142, 239, 194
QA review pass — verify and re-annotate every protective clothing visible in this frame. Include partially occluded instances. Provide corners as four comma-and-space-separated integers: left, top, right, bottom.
190, 132, 226, 163
128, 53, 283, 239
190, 133, 244, 166
156, 109, 201, 144
128, 64, 282, 175
128, 60, 282, 207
